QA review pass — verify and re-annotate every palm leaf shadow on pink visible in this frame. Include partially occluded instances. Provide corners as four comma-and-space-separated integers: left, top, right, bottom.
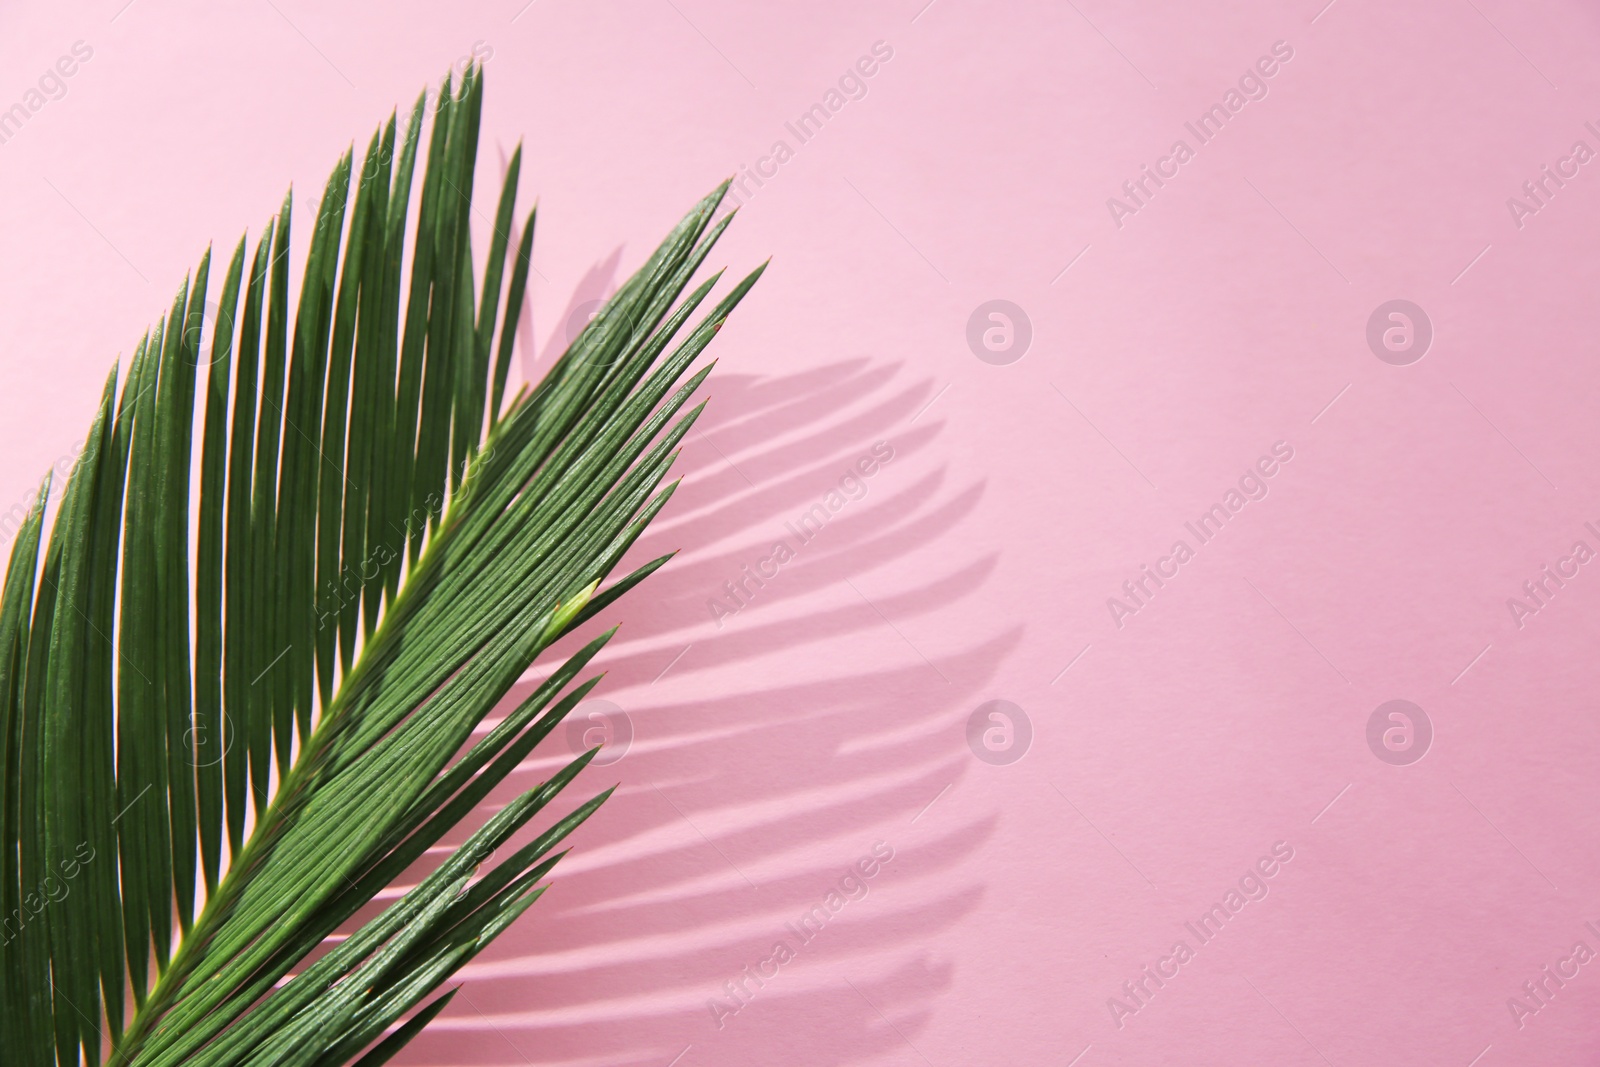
378, 359, 1010, 1067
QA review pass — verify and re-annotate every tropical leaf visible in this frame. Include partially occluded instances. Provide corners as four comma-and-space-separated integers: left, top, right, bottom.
0, 64, 761, 1066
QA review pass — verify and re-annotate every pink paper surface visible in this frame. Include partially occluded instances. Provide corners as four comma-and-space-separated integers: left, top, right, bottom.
4, 1, 1600, 1063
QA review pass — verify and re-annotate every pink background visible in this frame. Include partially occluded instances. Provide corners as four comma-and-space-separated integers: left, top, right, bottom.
5, 0, 1600, 1063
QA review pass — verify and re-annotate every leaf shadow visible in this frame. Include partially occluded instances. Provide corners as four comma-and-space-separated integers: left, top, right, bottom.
381, 355, 1011, 1067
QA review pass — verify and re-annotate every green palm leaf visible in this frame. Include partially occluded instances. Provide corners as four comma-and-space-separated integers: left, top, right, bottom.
0, 64, 762, 1067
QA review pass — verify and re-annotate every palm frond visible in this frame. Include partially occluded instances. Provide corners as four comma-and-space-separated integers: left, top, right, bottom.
0, 64, 761, 1067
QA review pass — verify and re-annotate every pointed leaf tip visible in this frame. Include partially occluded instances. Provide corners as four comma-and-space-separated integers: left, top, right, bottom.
541, 581, 600, 643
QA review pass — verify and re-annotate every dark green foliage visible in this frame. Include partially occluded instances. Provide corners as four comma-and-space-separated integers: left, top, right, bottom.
0, 66, 759, 1066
